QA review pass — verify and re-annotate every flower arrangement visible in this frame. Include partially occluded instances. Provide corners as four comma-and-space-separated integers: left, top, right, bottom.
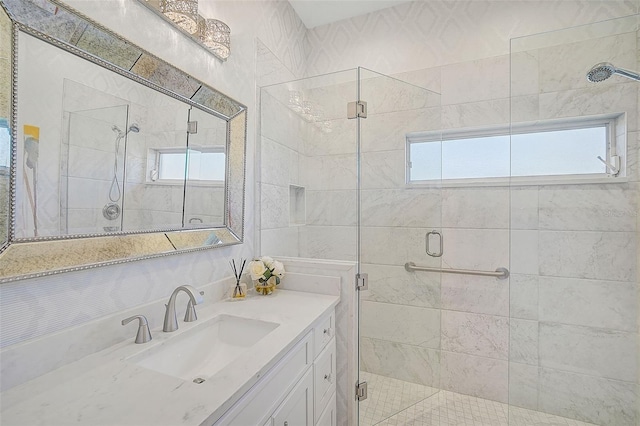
248, 256, 285, 294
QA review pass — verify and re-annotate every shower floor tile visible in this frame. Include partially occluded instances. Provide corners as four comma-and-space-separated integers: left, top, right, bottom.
359, 372, 597, 426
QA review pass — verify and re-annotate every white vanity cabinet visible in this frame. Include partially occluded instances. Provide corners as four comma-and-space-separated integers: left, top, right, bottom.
213, 309, 336, 426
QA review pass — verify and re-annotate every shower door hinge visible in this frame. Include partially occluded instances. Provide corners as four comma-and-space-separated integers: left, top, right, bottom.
347, 101, 367, 119
187, 121, 198, 134
356, 381, 368, 401
356, 273, 368, 290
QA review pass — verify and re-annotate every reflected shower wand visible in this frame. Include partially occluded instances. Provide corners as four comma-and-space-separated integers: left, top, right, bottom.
103, 123, 140, 225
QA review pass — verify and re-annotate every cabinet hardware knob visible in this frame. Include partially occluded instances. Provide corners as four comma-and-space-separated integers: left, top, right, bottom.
324, 373, 332, 382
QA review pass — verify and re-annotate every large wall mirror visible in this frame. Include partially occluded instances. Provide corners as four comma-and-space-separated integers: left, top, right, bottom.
0, 0, 247, 282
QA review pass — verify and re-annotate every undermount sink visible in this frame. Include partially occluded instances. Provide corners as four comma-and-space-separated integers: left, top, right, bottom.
129, 315, 280, 381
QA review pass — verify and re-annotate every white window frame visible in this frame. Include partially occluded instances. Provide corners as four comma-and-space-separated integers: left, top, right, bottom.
406, 113, 626, 187
148, 146, 225, 187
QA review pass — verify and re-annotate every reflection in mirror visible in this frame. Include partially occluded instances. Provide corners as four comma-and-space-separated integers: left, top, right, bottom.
184, 107, 227, 228
0, 0, 247, 282
0, 6, 10, 249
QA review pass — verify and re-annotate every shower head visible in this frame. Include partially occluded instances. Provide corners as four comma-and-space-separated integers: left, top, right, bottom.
586, 62, 640, 83
111, 123, 140, 137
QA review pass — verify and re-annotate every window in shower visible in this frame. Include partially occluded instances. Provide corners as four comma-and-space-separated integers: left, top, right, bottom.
407, 114, 622, 184
150, 147, 225, 184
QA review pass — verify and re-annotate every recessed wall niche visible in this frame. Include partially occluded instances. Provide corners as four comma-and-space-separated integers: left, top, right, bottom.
289, 185, 305, 226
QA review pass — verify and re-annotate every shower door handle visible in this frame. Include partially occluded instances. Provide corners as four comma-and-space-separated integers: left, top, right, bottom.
426, 230, 443, 257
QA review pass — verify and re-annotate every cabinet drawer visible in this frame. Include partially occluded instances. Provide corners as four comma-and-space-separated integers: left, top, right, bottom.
315, 391, 336, 426
313, 311, 334, 358
272, 367, 314, 426
313, 337, 336, 423
214, 331, 312, 426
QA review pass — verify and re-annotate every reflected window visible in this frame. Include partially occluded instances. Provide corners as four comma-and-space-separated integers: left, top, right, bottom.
151, 147, 225, 183
0, 119, 9, 171
407, 115, 620, 184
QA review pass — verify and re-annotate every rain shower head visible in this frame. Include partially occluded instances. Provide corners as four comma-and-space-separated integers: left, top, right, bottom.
586, 62, 640, 82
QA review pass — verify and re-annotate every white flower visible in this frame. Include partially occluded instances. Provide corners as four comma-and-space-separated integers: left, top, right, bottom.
272, 260, 285, 278
248, 260, 267, 281
267, 276, 278, 286
261, 256, 274, 267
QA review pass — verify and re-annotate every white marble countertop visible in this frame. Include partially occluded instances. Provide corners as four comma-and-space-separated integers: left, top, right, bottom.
0, 290, 339, 426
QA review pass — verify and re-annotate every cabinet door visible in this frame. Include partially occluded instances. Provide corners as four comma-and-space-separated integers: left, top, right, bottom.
272, 367, 313, 426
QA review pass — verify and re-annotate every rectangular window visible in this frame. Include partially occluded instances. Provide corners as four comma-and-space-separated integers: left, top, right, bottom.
407, 115, 621, 185
151, 147, 225, 184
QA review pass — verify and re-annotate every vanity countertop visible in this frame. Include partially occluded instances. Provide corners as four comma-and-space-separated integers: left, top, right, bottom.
0, 289, 339, 426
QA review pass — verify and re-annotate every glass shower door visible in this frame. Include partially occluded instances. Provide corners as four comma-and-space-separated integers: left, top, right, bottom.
357, 67, 444, 425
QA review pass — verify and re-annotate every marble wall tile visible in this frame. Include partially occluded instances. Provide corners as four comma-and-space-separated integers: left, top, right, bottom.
509, 274, 539, 320
539, 184, 638, 232
538, 276, 638, 332
440, 228, 510, 271
441, 311, 509, 360
511, 50, 539, 97
441, 98, 510, 129
441, 187, 509, 229
510, 319, 539, 365
305, 190, 357, 227
260, 227, 299, 258
360, 337, 440, 388
510, 186, 539, 230
511, 95, 540, 123
361, 108, 441, 153
441, 55, 509, 105
538, 230, 637, 282
440, 274, 508, 316
361, 301, 440, 349
508, 362, 539, 410
360, 150, 406, 189
393, 67, 442, 96
361, 189, 441, 228
360, 72, 434, 115
304, 118, 356, 157
301, 154, 357, 191
360, 227, 444, 267
538, 32, 637, 94
538, 368, 639, 425
259, 183, 289, 230
510, 230, 539, 275
539, 322, 637, 382
440, 351, 509, 403
260, 136, 299, 187
360, 263, 440, 309
260, 91, 305, 152
538, 82, 638, 132
299, 225, 357, 261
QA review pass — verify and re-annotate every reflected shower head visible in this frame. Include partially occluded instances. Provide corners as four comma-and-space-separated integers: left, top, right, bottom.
111, 123, 140, 137
586, 62, 640, 83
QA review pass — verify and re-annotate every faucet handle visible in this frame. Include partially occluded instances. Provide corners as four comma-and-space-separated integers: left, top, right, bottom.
184, 291, 204, 323
122, 315, 152, 344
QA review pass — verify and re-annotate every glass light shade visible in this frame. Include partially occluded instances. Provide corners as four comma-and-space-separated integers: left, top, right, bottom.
199, 18, 230, 59
160, 0, 199, 34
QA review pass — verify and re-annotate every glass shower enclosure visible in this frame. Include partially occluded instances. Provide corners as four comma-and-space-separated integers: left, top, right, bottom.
260, 15, 639, 421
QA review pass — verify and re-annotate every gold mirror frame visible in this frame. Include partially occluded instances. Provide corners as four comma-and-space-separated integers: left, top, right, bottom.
0, 0, 247, 283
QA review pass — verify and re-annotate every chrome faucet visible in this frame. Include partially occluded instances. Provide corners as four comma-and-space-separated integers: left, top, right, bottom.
163, 285, 204, 332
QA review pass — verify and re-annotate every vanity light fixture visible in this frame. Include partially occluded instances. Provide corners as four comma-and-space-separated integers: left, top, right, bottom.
138, 0, 231, 61
199, 18, 230, 60
160, 0, 199, 34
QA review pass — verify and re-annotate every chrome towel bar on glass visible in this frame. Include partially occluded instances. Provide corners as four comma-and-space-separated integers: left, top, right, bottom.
404, 262, 509, 280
